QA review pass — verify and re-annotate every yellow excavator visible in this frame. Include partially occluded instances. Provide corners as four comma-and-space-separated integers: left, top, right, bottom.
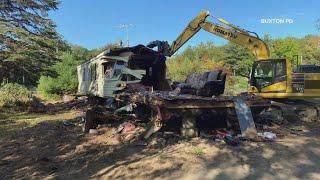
148, 10, 320, 99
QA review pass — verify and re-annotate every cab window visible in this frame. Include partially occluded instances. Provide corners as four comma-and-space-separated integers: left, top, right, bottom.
275, 61, 286, 77
254, 61, 273, 78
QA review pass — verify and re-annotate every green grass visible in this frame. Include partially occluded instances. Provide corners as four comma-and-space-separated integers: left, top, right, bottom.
0, 109, 39, 138
192, 147, 205, 156
0, 108, 76, 139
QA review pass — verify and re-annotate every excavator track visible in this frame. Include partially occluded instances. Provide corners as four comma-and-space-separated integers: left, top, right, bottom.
270, 99, 320, 123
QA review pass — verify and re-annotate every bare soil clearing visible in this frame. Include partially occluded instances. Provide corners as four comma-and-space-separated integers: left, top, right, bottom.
1, 101, 320, 179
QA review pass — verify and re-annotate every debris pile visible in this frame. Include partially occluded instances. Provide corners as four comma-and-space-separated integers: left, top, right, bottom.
257, 131, 277, 141
116, 122, 145, 142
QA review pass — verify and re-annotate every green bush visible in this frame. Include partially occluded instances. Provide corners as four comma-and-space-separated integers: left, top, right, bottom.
37, 76, 61, 98
0, 83, 32, 105
37, 49, 88, 98
52, 52, 80, 92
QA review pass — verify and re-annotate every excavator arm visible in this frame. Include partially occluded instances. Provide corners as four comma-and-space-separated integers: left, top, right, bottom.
167, 11, 210, 57
147, 10, 270, 60
200, 21, 270, 59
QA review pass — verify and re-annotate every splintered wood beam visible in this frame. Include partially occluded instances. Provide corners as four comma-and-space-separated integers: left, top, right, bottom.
164, 101, 234, 109
120, 92, 270, 109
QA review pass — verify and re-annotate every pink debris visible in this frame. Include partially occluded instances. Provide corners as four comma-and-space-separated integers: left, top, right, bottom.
117, 122, 136, 133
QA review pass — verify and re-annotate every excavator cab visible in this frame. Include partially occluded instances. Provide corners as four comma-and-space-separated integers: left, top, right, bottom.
249, 58, 320, 98
250, 59, 287, 93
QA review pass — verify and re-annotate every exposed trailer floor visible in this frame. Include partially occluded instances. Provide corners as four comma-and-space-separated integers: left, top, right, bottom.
120, 92, 270, 109
117, 92, 271, 138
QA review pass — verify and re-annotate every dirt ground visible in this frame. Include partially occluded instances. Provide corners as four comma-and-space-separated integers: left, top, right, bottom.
1, 101, 320, 179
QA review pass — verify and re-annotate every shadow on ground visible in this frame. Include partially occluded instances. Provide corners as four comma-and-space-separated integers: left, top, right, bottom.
0, 107, 320, 179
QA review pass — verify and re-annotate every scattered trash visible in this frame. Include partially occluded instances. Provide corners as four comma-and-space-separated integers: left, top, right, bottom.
116, 125, 124, 133
123, 123, 136, 132
116, 122, 145, 142
258, 132, 277, 141
224, 135, 240, 146
63, 120, 74, 126
163, 131, 174, 135
117, 122, 136, 133
114, 103, 137, 114
213, 130, 232, 140
89, 129, 98, 135
200, 131, 214, 138
211, 130, 240, 145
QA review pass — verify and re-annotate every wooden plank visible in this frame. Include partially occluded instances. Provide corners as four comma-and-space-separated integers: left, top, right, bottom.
164, 102, 234, 109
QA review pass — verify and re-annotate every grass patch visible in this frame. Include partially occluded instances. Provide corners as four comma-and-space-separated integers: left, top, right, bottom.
0, 109, 41, 138
0, 83, 32, 106
0, 108, 77, 139
192, 147, 205, 156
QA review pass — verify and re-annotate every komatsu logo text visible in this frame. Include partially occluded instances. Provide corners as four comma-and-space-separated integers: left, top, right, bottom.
214, 28, 237, 39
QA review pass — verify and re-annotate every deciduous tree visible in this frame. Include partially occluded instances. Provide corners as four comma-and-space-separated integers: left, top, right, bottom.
300, 35, 320, 65
272, 37, 301, 60
222, 43, 254, 78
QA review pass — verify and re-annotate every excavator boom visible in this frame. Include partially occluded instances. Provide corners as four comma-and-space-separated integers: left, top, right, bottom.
200, 22, 270, 59
148, 10, 270, 60
168, 11, 210, 57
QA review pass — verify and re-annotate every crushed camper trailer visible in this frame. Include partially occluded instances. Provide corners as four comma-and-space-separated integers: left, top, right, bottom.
77, 45, 271, 139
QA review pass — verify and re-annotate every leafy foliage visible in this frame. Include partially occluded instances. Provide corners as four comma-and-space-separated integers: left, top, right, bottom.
53, 46, 92, 92
222, 43, 254, 77
37, 45, 91, 96
300, 35, 320, 65
192, 147, 205, 156
272, 37, 301, 59
37, 76, 60, 97
0, 83, 31, 105
0, 0, 66, 85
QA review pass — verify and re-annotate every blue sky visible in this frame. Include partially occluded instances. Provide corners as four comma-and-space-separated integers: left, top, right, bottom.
49, 0, 319, 51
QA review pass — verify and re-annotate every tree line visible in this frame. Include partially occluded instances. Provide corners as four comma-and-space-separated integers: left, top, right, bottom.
167, 35, 320, 82
1, 0, 319, 97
